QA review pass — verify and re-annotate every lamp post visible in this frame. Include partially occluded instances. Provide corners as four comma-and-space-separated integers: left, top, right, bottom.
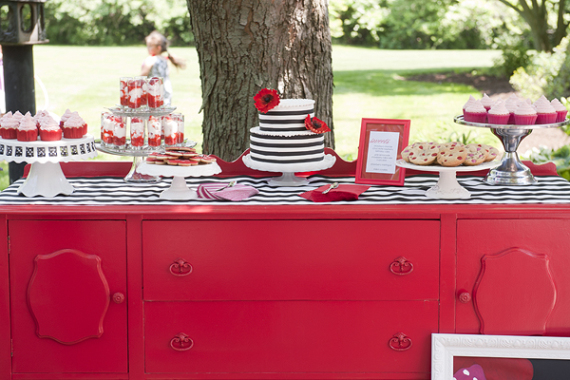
0, 0, 48, 183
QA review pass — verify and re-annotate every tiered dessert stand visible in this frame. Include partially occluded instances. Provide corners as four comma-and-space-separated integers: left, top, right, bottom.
137, 162, 222, 200
243, 154, 336, 186
96, 106, 196, 183
0, 135, 98, 197
454, 115, 570, 185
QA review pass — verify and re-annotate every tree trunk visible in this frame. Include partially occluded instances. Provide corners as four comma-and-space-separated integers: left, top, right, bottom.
187, 0, 334, 161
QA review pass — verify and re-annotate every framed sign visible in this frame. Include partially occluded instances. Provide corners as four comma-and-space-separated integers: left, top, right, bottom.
432, 333, 570, 380
355, 118, 410, 185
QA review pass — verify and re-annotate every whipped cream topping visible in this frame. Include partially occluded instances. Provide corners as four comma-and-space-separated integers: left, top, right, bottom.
147, 116, 161, 138
64, 113, 85, 129
488, 101, 509, 115
465, 100, 486, 113
102, 113, 114, 132
60, 109, 74, 122
113, 118, 126, 138
12, 111, 24, 120
18, 114, 37, 131
130, 117, 145, 137
162, 116, 177, 137
463, 95, 477, 110
551, 98, 567, 112
515, 102, 537, 116
481, 93, 494, 108
505, 96, 519, 113
129, 88, 143, 101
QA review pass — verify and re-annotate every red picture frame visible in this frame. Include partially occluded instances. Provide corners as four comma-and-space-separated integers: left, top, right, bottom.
355, 118, 410, 186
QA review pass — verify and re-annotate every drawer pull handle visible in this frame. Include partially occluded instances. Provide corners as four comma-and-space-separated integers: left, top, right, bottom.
389, 257, 414, 275
169, 259, 193, 276
170, 333, 194, 351
458, 291, 472, 303
112, 292, 125, 304
389, 332, 412, 351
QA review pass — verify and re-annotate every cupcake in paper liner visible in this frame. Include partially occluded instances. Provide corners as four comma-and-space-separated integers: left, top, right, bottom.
17, 113, 38, 142
534, 95, 557, 124
514, 102, 537, 125
480, 93, 494, 110
464, 100, 487, 123
487, 101, 509, 125
551, 98, 568, 122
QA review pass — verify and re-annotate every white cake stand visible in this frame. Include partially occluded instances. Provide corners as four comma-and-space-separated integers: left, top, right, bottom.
242, 154, 336, 186
396, 159, 499, 199
0, 135, 98, 197
137, 162, 222, 200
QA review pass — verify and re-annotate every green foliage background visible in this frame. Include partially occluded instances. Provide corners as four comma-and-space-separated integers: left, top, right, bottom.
45, 0, 192, 45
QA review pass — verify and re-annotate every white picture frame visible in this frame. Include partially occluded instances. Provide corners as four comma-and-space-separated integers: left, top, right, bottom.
432, 333, 570, 379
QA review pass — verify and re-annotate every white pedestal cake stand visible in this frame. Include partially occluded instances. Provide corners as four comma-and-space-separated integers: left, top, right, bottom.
0, 135, 98, 197
137, 162, 222, 200
396, 159, 499, 199
242, 154, 336, 186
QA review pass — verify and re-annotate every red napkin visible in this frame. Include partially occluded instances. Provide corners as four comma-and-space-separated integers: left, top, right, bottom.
299, 184, 370, 202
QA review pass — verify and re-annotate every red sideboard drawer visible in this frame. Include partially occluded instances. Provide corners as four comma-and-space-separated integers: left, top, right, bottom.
142, 220, 440, 301
144, 300, 437, 376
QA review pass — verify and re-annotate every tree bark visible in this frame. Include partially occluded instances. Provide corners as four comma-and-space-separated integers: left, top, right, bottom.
187, 0, 334, 161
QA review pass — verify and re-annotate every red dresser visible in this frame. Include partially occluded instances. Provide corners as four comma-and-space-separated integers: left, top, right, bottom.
0, 156, 569, 379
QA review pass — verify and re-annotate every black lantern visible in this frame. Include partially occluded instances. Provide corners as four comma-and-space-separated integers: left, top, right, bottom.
0, 0, 47, 45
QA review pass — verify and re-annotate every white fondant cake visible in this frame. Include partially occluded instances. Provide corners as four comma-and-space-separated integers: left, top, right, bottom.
250, 99, 326, 164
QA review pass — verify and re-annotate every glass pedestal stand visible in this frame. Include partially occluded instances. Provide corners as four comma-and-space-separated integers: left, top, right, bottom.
242, 154, 336, 186
0, 135, 98, 197
454, 115, 570, 185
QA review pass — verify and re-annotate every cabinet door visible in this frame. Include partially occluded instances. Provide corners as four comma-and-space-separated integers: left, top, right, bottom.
9, 220, 128, 374
143, 220, 440, 301
457, 219, 570, 336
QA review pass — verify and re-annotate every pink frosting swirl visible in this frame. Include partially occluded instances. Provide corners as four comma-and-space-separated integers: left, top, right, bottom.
18, 114, 37, 131
465, 100, 486, 113
64, 113, 85, 129
515, 102, 537, 116
488, 101, 509, 115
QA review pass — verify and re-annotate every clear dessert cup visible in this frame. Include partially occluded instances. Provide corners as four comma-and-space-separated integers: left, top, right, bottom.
173, 113, 185, 145
128, 77, 144, 109
147, 116, 162, 147
130, 117, 146, 149
146, 76, 164, 109
113, 116, 127, 148
162, 114, 178, 147
120, 77, 130, 108
100, 112, 114, 146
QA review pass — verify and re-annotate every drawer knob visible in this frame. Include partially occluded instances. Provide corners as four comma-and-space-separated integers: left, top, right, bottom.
389, 257, 414, 275
389, 332, 412, 351
170, 333, 194, 351
112, 292, 125, 304
458, 291, 472, 303
169, 259, 193, 277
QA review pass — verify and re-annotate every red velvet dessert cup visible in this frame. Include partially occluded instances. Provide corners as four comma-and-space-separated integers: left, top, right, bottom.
1, 129, 17, 139
17, 129, 38, 142
62, 127, 84, 139
40, 128, 62, 141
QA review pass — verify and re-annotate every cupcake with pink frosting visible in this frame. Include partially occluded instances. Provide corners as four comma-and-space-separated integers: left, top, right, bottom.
62, 113, 86, 139
514, 102, 538, 125
534, 95, 557, 124
17, 113, 38, 141
39, 117, 62, 141
462, 95, 477, 117
59, 109, 74, 128
487, 101, 510, 125
464, 100, 487, 123
0, 112, 17, 139
505, 95, 519, 124
480, 93, 494, 110
551, 98, 568, 122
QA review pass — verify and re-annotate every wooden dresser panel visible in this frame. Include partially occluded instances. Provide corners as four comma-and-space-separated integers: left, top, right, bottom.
142, 220, 440, 301
144, 300, 438, 377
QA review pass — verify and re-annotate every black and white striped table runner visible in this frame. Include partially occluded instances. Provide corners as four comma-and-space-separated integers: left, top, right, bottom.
0, 175, 570, 205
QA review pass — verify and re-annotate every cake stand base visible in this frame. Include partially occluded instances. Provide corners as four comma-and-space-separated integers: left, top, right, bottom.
160, 176, 198, 200
268, 172, 309, 186
485, 152, 537, 185
18, 162, 74, 197
425, 170, 470, 199
125, 156, 160, 183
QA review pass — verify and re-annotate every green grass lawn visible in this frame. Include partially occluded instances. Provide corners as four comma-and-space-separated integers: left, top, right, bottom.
0, 45, 501, 188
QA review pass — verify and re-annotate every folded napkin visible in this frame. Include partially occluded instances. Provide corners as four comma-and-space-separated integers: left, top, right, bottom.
197, 182, 259, 201
299, 183, 370, 202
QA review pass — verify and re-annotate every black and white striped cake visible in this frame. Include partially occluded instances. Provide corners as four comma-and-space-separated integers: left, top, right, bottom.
249, 99, 325, 164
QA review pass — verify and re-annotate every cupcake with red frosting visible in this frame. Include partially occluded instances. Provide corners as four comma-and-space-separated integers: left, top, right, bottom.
487, 101, 510, 125
534, 95, 557, 124
39, 117, 62, 141
514, 102, 538, 125
464, 100, 487, 123
551, 98, 568, 122
17, 113, 38, 141
62, 113, 86, 139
